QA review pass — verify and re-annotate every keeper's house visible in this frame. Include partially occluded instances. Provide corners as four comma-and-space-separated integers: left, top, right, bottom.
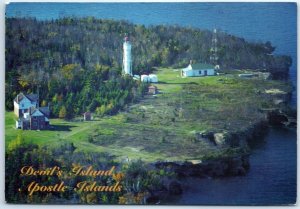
181, 62, 215, 77
14, 93, 38, 117
14, 93, 50, 130
16, 106, 50, 130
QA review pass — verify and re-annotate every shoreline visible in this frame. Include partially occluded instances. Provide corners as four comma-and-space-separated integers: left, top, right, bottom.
145, 89, 296, 202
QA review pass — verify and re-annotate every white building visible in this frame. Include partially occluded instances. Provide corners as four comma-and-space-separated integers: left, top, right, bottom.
149, 74, 158, 83
15, 106, 50, 130
122, 36, 132, 76
181, 63, 215, 77
14, 93, 38, 117
141, 75, 150, 82
141, 74, 158, 83
14, 93, 50, 130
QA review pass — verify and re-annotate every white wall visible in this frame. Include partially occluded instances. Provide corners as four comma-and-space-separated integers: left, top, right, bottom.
123, 42, 132, 75
149, 74, 158, 83
183, 70, 194, 77
141, 75, 150, 82
207, 69, 215, 76
182, 69, 215, 77
193, 69, 215, 76
13, 101, 19, 111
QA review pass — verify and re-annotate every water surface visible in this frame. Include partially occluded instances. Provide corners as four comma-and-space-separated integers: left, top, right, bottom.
165, 128, 297, 205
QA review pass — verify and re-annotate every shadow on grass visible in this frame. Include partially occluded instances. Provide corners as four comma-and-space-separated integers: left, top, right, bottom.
50, 124, 77, 131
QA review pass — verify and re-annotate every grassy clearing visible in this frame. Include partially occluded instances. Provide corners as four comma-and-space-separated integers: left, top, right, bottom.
6, 68, 290, 162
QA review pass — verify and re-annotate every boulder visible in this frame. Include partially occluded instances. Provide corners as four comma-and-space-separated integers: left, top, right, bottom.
213, 133, 228, 147
273, 99, 285, 105
195, 131, 216, 145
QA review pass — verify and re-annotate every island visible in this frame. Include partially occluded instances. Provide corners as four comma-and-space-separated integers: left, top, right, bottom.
5, 17, 295, 204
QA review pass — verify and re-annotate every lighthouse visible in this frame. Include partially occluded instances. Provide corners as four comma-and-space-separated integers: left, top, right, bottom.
122, 36, 132, 76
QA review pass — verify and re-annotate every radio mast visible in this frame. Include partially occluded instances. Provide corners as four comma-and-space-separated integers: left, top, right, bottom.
210, 28, 219, 66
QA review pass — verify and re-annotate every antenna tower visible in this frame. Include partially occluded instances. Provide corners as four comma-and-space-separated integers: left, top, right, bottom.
210, 28, 218, 65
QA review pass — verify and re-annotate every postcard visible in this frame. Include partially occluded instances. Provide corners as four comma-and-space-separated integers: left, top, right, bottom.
5, 2, 297, 205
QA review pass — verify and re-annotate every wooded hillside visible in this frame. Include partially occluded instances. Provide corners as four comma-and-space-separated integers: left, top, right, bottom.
5, 17, 292, 116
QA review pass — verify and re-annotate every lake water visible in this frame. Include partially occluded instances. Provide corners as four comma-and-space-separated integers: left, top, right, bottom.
6, 2, 297, 205
164, 128, 297, 205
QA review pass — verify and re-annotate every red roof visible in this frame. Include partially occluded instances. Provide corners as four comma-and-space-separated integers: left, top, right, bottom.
83, 112, 91, 116
148, 85, 157, 89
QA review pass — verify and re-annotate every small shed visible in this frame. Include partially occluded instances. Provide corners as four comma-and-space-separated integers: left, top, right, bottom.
148, 85, 158, 95
141, 75, 150, 83
83, 112, 92, 121
149, 74, 158, 83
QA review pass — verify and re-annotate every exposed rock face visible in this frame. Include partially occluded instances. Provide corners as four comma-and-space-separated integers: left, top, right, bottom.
168, 180, 183, 195
151, 101, 295, 202
264, 88, 291, 105
267, 109, 296, 128
145, 178, 182, 203
155, 154, 250, 178
267, 110, 289, 126
154, 101, 294, 181
211, 120, 269, 148
273, 99, 285, 105
240, 120, 269, 142
154, 119, 270, 179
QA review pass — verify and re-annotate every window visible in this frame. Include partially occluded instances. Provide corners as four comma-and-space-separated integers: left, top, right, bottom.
22, 104, 24, 108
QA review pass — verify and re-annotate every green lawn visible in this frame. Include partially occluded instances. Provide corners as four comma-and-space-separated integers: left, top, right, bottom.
6, 112, 169, 161
6, 68, 290, 162
6, 112, 98, 147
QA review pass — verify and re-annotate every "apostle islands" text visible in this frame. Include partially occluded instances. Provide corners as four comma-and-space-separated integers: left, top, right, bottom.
19, 165, 123, 196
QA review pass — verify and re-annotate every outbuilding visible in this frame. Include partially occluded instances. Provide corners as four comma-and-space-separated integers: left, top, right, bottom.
148, 85, 158, 95
141, 75, 150, 83
141, 74, 158, 83
83, 112, 92, 121
149, 74, 158, 83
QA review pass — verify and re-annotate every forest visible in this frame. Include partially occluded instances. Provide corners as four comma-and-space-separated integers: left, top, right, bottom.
5, 17, 292, 118
6, 133, 175, 204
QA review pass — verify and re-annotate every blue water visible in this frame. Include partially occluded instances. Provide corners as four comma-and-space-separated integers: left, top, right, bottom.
165, 128, 297, 205
6, 3, 297, 205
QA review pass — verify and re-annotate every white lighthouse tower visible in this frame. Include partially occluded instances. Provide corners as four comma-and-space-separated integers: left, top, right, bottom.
122, 36, 132, 76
